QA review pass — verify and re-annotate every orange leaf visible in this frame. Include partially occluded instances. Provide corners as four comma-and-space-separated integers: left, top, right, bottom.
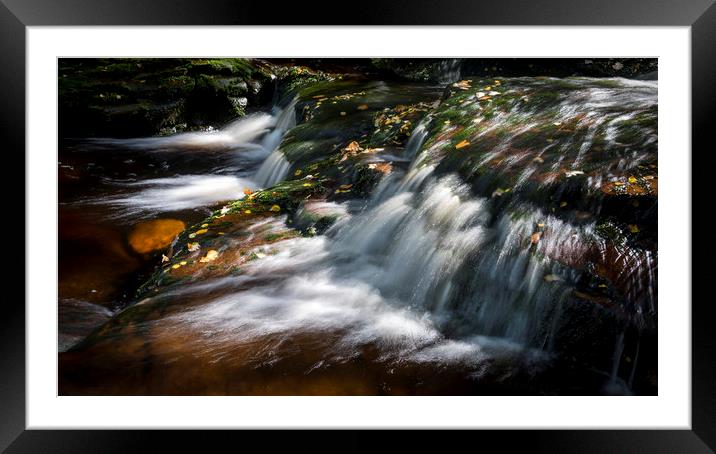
455, 140, 470, 149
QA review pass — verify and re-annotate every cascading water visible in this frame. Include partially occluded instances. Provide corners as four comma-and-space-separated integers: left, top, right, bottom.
86, 99, 298, 217
59, 74, 658, 395
253, 99, 297, 187
147, 78, 657, 388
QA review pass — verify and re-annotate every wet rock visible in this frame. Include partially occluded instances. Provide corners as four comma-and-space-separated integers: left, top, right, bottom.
59, 58, 277, 137
127, 219, 186, 254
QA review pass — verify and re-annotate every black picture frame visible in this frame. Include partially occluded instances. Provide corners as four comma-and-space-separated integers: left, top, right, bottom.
3, 0, 714, 451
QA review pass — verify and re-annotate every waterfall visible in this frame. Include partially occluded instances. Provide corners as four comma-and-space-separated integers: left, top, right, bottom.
253, 99, 297, 187
95, 77, 657, 389
253, 150, 291, 187
87, 112, 276, 151
82, 100, 298, 218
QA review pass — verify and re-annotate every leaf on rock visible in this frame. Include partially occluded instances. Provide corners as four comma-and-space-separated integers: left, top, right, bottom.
199, 250, 219, 263
344, 141, 362, 153
455, 140, 471, 149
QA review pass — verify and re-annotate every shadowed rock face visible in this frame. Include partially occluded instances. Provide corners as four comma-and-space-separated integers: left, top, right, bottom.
58, 62, 658, 396
59, 58, 280, 137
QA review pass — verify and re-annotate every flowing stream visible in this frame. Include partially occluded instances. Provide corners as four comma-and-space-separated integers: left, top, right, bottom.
58, 76, 657, 395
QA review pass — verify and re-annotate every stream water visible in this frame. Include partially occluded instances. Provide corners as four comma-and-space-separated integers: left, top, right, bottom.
58, 77, 657, 395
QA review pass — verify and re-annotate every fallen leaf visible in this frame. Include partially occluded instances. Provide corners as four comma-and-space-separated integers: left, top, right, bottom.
194, 229, 208, 235
199, 250, 219, 263
628, 224, 640, 233
455, 140, 471, 149
187, 242, 200, 252
628, 176, 638, 184
243, 188, 253, 196
161, 254, 169, 263
357, 104, 369, 110
244, 210, 252, 214
565, 170, 584, 178
344, 141, 362, 153
530, 232, 542, 244
295, 169, 302, 176
270, 205, 281, 212
560, 201, 568, 208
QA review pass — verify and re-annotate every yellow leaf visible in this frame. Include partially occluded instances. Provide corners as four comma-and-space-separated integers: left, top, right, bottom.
628, 224, 640, 233
187, 242, 200, 252
560, 201, 568, 208
628, 176, 638, 184
295, 169, 302, 176
195, 229, 208, 235
171, 264, 181, 269
455, 140, 471, 149
180, 261, 187, 266
357, 104, 369, 110
244, 210, 252, 214
199, 250, 219, 263
270, 205, 281, 212
201, 223, 209, 228
302, 183, 312, 187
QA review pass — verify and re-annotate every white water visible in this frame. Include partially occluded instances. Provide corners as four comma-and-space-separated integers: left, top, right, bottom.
101, 78, 655, 386
153, 164, 564, 369
104, 175, 256, 215
89, 112, 276, 151
90, 100, 297, 216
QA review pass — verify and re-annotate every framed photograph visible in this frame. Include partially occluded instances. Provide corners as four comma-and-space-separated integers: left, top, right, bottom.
5, 0, 714, 450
